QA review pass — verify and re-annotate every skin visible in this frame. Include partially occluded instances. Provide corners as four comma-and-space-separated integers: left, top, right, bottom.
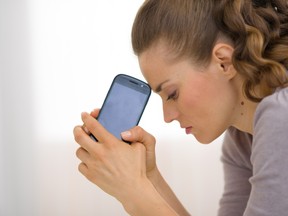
73, 40, 259, 215
139, 40, 258, 142
74, 111, 179, 215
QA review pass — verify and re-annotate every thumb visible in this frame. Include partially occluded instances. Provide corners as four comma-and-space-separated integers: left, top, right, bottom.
131, 142, 147, 170
121, 126, 156, 150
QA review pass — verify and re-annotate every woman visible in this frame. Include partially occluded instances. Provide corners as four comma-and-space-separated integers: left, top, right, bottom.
73, 0, 288, 215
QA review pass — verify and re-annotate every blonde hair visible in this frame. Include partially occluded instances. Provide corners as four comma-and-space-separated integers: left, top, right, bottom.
132, 0, 288, 102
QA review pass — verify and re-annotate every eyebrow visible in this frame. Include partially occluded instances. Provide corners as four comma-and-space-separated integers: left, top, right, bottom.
155, 80, 170, 93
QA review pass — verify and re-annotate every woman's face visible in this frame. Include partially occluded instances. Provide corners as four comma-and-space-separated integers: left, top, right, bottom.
138, 42, 240, 144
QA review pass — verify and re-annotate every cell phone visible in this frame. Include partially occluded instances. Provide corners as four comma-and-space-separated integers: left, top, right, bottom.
90, 74, 151, 142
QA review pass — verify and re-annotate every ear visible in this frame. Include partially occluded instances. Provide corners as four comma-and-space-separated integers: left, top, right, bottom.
212, 43, 237, 80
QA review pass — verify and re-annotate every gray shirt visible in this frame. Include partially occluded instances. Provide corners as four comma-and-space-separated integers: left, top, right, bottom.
218, 87, 288, 216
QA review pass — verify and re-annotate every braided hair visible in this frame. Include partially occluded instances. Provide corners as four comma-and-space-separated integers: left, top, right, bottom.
213, 0, 288, 101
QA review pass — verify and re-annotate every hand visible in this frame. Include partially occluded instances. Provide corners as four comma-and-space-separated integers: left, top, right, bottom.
89, 109, 158, 178
73, 112, 149, 202
75, 111, 182, 215
120, 125, 158, 179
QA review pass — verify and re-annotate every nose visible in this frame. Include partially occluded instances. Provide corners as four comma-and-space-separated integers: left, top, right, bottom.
163, 102, 179, 123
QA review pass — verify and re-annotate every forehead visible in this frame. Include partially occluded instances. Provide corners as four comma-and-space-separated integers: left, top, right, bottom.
138, 44, 177, 90
139, 46, 201, 94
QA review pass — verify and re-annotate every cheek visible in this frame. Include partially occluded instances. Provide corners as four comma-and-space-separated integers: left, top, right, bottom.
179, 82, 211, 113
177, 77, 237, 143
179, 84, 225, 122
180, 93, 198, 109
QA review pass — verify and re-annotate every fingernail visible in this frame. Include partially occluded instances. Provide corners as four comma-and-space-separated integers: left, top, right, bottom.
121, 131, 132, 139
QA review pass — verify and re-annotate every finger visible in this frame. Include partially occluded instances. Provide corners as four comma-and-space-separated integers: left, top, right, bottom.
81, 109, 100, 135
121, 126, 156, 149
76, 147, 90, 163
131, 142, 147, 158
73, 125, 100, 153
81, 124, 91, 135
81, 112, 116, 143
78, 162, 89, 177
90, 108, 100, 118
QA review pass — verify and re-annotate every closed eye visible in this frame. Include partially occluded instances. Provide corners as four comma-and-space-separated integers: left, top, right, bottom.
167, 91, 178, 101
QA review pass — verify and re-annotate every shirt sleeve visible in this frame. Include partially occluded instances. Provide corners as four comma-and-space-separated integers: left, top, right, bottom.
244, 88, 288, 216
218, 127, 253, 216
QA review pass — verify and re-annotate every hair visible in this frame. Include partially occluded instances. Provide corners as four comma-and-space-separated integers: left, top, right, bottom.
131, 0, 288, 102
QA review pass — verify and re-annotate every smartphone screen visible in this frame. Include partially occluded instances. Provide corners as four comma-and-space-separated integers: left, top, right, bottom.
91, 74, 151, 141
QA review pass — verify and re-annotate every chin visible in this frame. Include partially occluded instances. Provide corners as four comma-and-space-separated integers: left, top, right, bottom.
194, 134, 218, 145
197, 139, 213, 145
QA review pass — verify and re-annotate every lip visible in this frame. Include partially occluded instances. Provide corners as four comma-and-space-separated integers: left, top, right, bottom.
185, 126, 193, 134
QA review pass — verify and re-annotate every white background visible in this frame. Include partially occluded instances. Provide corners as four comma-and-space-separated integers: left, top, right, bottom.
0, 0, 224, 215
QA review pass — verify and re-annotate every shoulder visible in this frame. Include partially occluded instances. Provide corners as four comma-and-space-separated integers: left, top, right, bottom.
253, 87, 288, 152
245, 87, 288, 215
253, 87, 288, 149
220, 88, 288, 216
254, 87, 288, 128
251, 87, 288, 175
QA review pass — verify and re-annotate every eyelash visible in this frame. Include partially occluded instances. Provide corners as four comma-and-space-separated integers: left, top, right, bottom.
167, 91, 178, 101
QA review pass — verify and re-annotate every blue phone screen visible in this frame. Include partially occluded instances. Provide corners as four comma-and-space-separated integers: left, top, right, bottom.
97, 82, 149, 140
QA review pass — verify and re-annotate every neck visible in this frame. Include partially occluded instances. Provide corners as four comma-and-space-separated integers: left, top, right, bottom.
230, 75, 259, 135
232, 97, 258, 135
